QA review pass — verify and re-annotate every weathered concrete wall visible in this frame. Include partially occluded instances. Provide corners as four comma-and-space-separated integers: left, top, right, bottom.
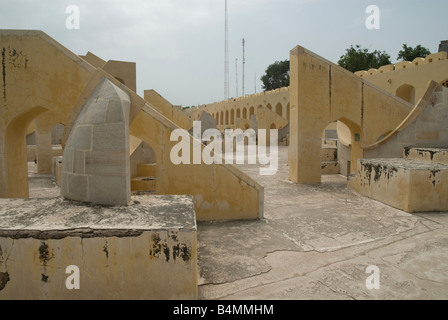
0, 195, 198, 300
61, 78, 131, 206
404, 147, 448, 165
350, 158, 448, 212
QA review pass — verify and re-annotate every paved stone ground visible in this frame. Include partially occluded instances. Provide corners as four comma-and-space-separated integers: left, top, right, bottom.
197, 146, 448, 300
26, 148, 448, 300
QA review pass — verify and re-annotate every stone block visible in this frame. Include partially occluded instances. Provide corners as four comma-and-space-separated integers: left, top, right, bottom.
92, 123, 127, 151
105, 100, 125, 123
89, 175, 129, 205
81, 98, 108, 124
0, 195, 198, 300
72, 125, 93, 151
67, 174, 88, 202
351, 158, 448, 212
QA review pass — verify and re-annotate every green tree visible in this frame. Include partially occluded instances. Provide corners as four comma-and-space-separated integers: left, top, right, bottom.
397, 44, 431, 62
260, 60, 290, 91
338, 45, 391, 73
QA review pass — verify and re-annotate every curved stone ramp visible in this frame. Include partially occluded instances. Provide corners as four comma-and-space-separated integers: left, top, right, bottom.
363, 81, 446, 158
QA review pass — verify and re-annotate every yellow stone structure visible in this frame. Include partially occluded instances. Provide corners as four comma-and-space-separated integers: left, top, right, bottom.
0, 30, 263, 221
187, 88, 289, 133
354, 52, 448, 104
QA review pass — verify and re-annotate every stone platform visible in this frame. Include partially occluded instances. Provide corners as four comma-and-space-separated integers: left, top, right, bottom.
349, 158, 448, 213
0, 195, 197, 300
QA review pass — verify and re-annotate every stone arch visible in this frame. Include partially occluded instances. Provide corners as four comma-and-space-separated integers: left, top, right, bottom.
225, 110, 229, 125
220, 111, 224, 125
230, 109, 235, 125
275, 103, 282, 117
5, 106, 48, 198
243, 107, 247, 119
250, 106, 255, 117
267, 103, 272, 111
270, 123, 276, 129
396, 84, 416, 105
236, 108, 241, 119
216, 112, 220, 125
337, 117, 363, 175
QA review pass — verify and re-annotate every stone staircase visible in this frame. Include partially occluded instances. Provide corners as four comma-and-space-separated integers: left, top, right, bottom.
349, 147, 448, 212
131, 163, 157, 193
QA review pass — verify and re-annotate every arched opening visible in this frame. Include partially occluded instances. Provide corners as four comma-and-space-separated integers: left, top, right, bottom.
130, 140, 157, 193
270, 123, 276, 129
267, 103, 272, 111
275, 103, 282, 117
249, 106, 255, 118
220, 111, 224, 125
236, 108, 241, 119
230, 109, 235, 125
335, 118, 363, 176
396, 84, 416, 105
216, 113, 220, 125
5, 106, 48, 198
321, 121, 340, 176
242, 108, 247, 119
225, 110, 229, 125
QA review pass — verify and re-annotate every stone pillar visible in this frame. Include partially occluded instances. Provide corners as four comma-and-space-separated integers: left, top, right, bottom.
289, 46, 329, 184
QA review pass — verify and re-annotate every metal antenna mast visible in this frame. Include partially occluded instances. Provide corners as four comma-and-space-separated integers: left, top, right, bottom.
242, 38, 245, 96
235, 58, 239, 97
224, 0, 229, 99
254, 72, 257, 93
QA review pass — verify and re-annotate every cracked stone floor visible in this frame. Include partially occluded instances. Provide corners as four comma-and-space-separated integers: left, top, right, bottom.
197, 146, 448, 300
26, 146, 448, 300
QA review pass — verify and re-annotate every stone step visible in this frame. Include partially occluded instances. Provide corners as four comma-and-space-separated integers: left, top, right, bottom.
321, 161, 340, 174
349, 158, 448, 212
136, 163, 156, 177
131, 176, 156, 192
403, 147, 448, 165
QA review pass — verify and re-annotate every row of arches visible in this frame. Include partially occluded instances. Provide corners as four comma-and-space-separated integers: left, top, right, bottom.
210, 102, 290, 126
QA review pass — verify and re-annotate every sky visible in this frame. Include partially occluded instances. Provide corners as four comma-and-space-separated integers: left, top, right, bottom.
1, 0, 447, 107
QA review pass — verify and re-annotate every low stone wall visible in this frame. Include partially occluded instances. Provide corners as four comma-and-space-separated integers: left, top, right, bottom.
349, 158, 448, 212
0, 195, 198, 300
